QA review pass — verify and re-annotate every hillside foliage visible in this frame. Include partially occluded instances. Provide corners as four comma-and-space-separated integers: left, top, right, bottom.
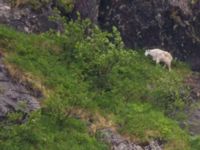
0, 18, 195, 149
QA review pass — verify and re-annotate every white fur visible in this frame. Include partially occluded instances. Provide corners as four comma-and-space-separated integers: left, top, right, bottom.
145, 48, 173, 71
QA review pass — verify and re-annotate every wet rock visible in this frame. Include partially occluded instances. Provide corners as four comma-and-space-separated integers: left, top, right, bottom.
0, 57, 40, 119
98, 128, 163, 150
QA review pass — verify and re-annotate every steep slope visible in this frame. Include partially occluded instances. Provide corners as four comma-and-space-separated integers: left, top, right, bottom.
0, 21, 193, 149
2, 0, 200, 70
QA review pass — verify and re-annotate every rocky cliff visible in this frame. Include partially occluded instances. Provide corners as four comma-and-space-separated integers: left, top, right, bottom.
1, 0, 200, 70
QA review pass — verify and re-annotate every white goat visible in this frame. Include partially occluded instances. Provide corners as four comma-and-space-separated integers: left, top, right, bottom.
145, 48, 173, 71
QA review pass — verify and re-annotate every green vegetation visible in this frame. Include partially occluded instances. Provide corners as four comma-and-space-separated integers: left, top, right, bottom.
0, 18, 193, 149
58, 0, 74, 12
190, 136, 200, 150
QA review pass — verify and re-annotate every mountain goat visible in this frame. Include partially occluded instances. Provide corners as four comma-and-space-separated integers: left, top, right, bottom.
145, 48, 173, 71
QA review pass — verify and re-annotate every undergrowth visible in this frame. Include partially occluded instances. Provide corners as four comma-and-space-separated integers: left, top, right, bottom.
0, 19, 193, 150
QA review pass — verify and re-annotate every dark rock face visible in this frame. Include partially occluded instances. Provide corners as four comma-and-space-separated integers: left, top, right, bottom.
98, 0, 200, 70
0, 57, 40, 120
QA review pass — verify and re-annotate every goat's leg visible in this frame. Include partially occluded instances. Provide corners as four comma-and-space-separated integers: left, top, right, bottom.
167, 62, 171, 71
156, 59, 160, 65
